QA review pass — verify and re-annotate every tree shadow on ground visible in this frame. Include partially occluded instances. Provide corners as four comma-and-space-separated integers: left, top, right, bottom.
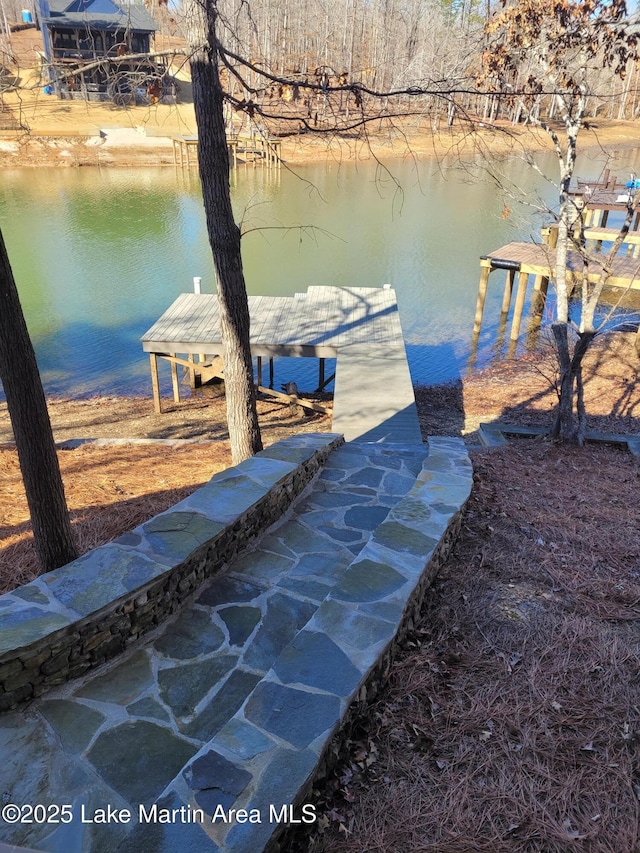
407, 342, 466, 439
414, 331, 639, 444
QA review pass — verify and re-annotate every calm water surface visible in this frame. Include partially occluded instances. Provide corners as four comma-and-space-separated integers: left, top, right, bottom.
2, 148, 639, 399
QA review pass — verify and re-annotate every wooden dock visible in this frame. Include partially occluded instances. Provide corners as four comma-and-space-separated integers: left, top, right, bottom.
141, 285, 421, 443
581, 188, 640, 229
473, 241, 640, 348
172, 133, 282, 170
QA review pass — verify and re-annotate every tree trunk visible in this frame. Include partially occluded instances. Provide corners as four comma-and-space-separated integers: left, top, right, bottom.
549, 111, 587, 443
186, 0, 263, 464
0, 229, 78, 571
550, 324, 595, 445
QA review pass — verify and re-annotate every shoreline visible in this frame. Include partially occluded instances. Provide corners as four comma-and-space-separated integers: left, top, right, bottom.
2, 27, 640, 170
1, 114, 640, 169
1, 333, 637, 446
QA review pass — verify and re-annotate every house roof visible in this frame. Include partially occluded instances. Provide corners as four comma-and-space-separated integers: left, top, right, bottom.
41, 0, 157, 32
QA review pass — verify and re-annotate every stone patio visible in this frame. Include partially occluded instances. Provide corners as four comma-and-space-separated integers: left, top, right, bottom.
0, 434, 472, 853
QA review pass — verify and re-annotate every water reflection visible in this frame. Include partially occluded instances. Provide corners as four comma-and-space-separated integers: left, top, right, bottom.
0, 149, 637, 400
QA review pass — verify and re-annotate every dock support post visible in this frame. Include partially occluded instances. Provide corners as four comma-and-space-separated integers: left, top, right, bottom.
531, 275, 549, 316
257, 356, 262, 387
187, 353, 197, 388
510, 272, 529, 341
501, 269, 515, 315
473, 263, 492, 336
534, 226, 555, 309
318, 358, 325, 391
170, 354, 180, 403
269, 358, 274, 389
150, 353, 162, 414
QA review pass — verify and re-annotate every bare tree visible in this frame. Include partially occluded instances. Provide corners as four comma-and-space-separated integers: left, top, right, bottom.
0, 228, 78, 571
184, 0, 262, 463
479, 0, 639, 444
178, 0, 480, 462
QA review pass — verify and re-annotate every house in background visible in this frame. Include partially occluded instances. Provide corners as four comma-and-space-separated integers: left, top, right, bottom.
36, 0, 171, 102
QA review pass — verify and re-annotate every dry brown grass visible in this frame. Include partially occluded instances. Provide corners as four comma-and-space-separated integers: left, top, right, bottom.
416, 331, 640, 442
0, 392, 332, 592
0, 334, 636, 594
0, 443, 217, 593
304, 441, 640, 853
0, 333, 636, 596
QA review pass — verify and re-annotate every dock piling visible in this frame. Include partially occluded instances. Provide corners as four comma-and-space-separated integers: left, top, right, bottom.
472, 262, 491, 337
510, 271, 530, 341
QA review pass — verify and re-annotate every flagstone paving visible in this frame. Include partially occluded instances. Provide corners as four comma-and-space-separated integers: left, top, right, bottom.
0, 436, 471, 853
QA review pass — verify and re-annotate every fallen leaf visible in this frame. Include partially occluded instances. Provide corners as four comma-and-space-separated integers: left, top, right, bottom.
563, 819, 587, 841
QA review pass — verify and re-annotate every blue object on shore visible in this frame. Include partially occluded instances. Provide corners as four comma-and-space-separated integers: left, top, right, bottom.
43, 85, 53, 95
21, 9, 33, 22
625, 178, 640, 189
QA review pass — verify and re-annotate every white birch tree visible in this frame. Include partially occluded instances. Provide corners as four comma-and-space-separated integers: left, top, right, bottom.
479, 0, 639, 443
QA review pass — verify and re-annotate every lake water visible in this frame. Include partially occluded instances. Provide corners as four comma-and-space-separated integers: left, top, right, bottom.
1, 146, 639, 400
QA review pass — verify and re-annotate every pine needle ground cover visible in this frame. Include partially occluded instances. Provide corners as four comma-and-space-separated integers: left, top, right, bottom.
308, 441, 640, 853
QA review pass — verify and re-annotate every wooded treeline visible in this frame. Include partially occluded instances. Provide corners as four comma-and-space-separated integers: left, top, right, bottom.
169, 0, 640, 126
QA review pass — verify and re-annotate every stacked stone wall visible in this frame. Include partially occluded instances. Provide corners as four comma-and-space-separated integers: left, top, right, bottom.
0, 434, 343, 710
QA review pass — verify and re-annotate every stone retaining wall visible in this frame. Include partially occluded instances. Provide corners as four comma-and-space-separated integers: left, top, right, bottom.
153, 436, 473, 853
0, 434, 343, 711
275, 501, 465, 852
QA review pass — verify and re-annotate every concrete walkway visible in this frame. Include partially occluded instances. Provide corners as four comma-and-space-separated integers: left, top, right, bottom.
0, 436, 471, 853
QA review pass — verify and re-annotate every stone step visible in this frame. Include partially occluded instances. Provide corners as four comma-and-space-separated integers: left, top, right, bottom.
0, 437, 472, 853
164, 438, 471, 853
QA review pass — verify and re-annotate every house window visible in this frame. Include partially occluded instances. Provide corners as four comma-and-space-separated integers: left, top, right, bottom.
131, 33, 149, 53
77, 29, 106, 54
53, 30, 79, 52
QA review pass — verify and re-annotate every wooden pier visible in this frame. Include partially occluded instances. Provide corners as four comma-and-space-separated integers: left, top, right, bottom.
141, 285, 421, 443
580, 188, 640, 230
473, 241, 640, 350
172, 133, 282, 170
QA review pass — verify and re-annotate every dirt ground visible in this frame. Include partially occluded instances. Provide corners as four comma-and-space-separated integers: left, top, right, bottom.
0, 390, 333, 591
3, 104, 640, 171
